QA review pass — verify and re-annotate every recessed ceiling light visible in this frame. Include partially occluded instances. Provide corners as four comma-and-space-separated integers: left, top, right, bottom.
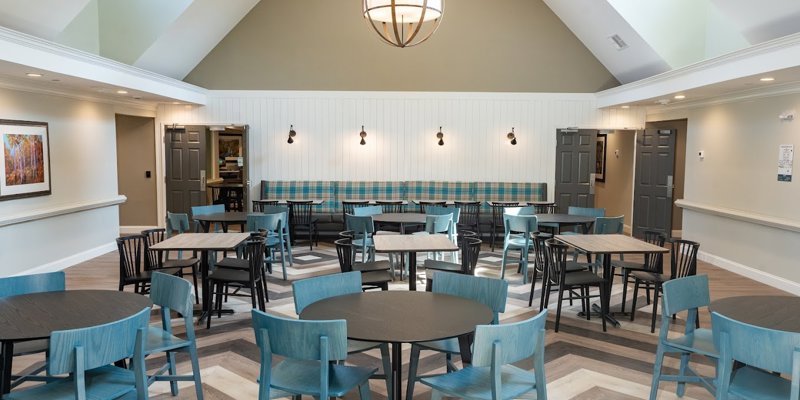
760, 77, 775, 82
116, 90, 128, 94
674, 95, 686, 100
26, 73, 42, 77
621, 105, 630, 109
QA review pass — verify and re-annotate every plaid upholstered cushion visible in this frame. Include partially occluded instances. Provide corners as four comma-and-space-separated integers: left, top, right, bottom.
475, 182, 547, 210
406, 181, 474, 201
260, 181, 337, 213
336, 181, 407, 203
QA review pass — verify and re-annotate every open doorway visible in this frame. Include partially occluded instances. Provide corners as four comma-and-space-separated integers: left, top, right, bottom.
116, 114, 158, 229
594, 129, 636, 234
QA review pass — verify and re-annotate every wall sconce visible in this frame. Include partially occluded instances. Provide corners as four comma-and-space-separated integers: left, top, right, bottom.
507, 127, 517, 145
436, 127, 444, 146
287, 125, 296, 144
359, 126, 367, 145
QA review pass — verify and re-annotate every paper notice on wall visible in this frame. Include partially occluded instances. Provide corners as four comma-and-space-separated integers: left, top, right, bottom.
778, 144, 793, 182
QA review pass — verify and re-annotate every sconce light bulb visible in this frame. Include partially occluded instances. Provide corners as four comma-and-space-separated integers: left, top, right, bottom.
360, 138, 366, 145
438, 138, 444, 146
287, 136, 294, 144
511, 138, 517, 145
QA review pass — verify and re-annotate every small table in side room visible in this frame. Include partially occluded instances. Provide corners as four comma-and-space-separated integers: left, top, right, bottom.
373, 234, 458, 290
555, 234, 669, 328
300, 291, 492, 400
710, 296, 800, 333
0, 290, 153, 394
150, 233, 250, 325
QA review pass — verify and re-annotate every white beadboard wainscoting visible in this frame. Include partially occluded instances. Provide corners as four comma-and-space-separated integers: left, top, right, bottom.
157, 90, 645, 212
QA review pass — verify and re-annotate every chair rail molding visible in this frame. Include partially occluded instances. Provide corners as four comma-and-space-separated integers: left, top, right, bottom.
0, 195, 127, 228
675, 199, 800, 234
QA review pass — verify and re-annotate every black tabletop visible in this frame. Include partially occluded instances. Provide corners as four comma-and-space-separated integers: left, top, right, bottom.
193, 212, 249, 223
372, 213, 427, 224
710, 295, 800, 333
536, 213, 595, 225
0, 290, 153, 341
300, 291, 493, 343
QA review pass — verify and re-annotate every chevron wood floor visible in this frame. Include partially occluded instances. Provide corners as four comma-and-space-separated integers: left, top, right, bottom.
13, 239, 789, 399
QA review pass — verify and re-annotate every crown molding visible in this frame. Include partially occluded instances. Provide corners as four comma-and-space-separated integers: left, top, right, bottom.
644, 81, 800, 114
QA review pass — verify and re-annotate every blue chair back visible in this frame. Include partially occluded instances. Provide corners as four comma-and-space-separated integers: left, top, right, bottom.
247, 213, 283, 233
471, 309, 547, 367
661, 275, 710, 317
345, 215, 375, 236
503, 214, 538, 235
712, 311, 800, 376
432, 272, 508, 324
48, 307, 150, 375
0, 271, 65, 298
191, 204, 225, 232
426, 205, 461, 224
504, 206, 535, 216
292, 271, 363, 314
353, 206, 383, 216
150, 271, 194, 323
252, 309, 348, 362
424, 214, 453, 234
594, 216, 624, 234
166, 212, 191, 236
567, 206, 606, 217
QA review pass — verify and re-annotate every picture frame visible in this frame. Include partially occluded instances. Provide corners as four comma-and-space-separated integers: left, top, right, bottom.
0, 119, 51, 200
595, 133, 607, 182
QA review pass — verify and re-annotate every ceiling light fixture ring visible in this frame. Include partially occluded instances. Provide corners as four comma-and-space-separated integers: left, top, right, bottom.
363, 0, 444, 48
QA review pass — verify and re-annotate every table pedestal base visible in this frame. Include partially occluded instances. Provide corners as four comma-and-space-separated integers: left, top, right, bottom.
576, 303, 621, 328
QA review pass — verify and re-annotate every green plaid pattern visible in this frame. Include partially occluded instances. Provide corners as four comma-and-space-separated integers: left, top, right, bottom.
475, 182, 547, 210
260, 181, 337, 213
406, 181, 474, 201
336, 181, 407, 203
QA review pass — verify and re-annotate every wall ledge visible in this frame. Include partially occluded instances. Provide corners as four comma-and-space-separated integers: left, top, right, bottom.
0, 195, 126, 228
698, 250, 800, 296
675, 199, 800, 234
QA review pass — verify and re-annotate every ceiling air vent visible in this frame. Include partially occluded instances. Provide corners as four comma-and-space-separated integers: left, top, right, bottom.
608, 34, 628, 51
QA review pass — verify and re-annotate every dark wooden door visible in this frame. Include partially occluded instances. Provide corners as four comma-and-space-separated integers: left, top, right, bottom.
165, 125, 207, 214
554, 129, 597, 212
632, 129, 676, 238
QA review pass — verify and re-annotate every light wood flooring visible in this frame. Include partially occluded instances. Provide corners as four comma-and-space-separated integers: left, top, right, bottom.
13, 239, 789, 399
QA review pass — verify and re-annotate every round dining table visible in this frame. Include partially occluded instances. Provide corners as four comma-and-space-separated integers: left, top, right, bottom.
194, 211, 249, 232
0, 290, 153, 394
536, 213, 596, 234
709, 295, 800, 333
372, 212, 426, 234
300, 291, 493, 400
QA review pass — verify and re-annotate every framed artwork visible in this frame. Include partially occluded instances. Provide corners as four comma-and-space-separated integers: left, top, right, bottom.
595, 133, 607, 182
0, 120, 51, 200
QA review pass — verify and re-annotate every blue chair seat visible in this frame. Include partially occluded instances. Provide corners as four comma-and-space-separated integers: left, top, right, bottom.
4, 366, 136, 400
415, 338, 461, 354
144, 326, 191, 354
665, 328, 717, 358
725, 366, 791, 400
420, 364, 537, 400
270, 359, 376, 397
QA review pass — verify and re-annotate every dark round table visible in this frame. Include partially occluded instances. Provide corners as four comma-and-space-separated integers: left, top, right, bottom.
372, 213, 426, 234
710, 295, 800, 333
194, 211, 249, 232
300, 291, 492, 400
0, 290, 153, 394
536, 213, 596, 233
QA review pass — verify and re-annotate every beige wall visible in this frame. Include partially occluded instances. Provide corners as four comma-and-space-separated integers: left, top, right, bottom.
595, 130, 635, 229
184, 0, 619, 92
115, 114, 157, 226
646, 119, 687, 232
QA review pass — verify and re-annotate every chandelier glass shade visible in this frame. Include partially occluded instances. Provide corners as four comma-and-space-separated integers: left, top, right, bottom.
363, 0, 444, 48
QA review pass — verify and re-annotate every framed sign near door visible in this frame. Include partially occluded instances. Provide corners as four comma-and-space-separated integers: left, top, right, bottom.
0, 120, 51, 200
595, 133, 607, 182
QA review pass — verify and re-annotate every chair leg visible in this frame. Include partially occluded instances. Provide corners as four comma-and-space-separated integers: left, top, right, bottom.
430, 389, 443, 400
167, 350, 178, 395
358, 381, 372, 400
555, 286, 565, 332
630, 279, 640, 322
528, 267, 538, 307
620, 269, 629, 313
500, 248, 508, 280
188, 343, 204, 400
676, 351, 691, 397
650, 284, 660, 333
406, 344, 421, 400
649, 344, 665, 400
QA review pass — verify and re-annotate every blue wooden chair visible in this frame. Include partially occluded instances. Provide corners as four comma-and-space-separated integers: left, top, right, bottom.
412, 214, 454, 264
352, 205, 382, 217
4, 307, 151, 400
581, 215, 625, 269
345, 214, 377, 263
500, 214, 538, 284
418, 309, 548, 400
406, 272, 509, 399
292, 272, 392, 394
145, 272, 204, 399
251, 308, 376, 400
712, 311, 800, 400
0, 272, 65, 389
258, 205, 293, 266
424, 205, 461, 262
649, 274, 716, 400
191, 204, 225, 232
247, 213, 288, 280
564, 206, 605, 234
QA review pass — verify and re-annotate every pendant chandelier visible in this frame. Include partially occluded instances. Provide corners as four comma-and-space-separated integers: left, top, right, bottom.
363, 0, 444, 48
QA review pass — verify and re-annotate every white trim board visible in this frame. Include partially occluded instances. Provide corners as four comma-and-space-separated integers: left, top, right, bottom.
12, 242, 117, 277
698, 250, 800, 296
676, 199, 800, 234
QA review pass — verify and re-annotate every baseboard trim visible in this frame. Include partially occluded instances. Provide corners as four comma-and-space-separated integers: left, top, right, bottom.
698, 250, 800, 296
14, 242, 117, 276
120, 225, 158, 234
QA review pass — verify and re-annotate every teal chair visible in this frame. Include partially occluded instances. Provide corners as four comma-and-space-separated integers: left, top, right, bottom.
412, 214, 454, 263
258, 205, 293, 266
251, 309, 375, 400
713, 311, 800, 400
345, 214, 377, 263
353, 205, 383, 216
423, 206, 461, 262
292, 272, 392, 394
146, 272, 203, 399
564, 206, 605, 235
582, 215, 625, 269
247, 213, 288, 280
0, 272, 65, 389
649, 274, 716, 400
4, 307, 151, 400
503, 206, 535, 216
419, 309, 548, 400
191, 204, 225, 232
500, 214, 538, 284
406, 272, 509, 399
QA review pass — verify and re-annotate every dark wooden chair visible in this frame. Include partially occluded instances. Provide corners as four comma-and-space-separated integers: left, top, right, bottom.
334, 238, 392, 291
529, 232, 593, 311
533, 203, 557, 214
342, 200, 369, 222
117, 235, 181, 295
423, 236, 482, 291
613, 230, 666, 313
288, 200, 318, 250
141, 228, 200, 304
631, 239, 700, 333
544, 239, 607, 332
207, 237, 269, 329
417, 200, 445, 213
488, 201, 518, 251
377, 200, 405, 213
252, 199, 278, 212
454, 201, 481, 236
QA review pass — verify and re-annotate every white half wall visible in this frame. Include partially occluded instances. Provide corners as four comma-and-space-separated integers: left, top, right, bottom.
156, 90, 646, 213
0, 87, 124, 276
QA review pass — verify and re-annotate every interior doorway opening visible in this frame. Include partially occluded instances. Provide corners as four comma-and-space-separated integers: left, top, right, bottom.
116, 114, 158, 229
594, 129, 636, 234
